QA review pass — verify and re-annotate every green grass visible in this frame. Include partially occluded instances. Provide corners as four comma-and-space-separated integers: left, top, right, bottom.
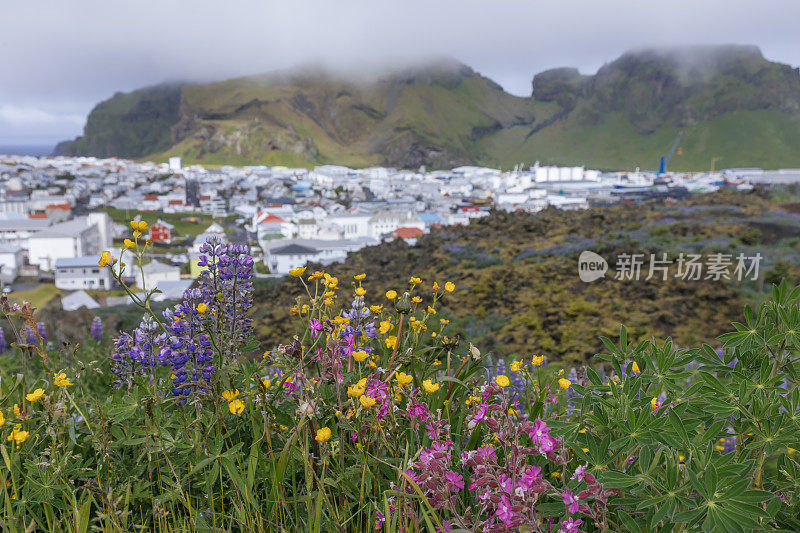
103, 208, 216, 239
8, 284, 61, 310
482, 108, 800, 171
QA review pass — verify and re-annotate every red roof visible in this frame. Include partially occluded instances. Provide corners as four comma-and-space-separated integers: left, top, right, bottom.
46, 203, 71, 211
29, 212, 47, 219
144, 195, 158, 201
393, 227, 423, 239
169, 199, 183, 205
259, 214, 285, 224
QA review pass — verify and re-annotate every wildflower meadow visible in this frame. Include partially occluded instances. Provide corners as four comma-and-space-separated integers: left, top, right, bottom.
1, 221, 799, 532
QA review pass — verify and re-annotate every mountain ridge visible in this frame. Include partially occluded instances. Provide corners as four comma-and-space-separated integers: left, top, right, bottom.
56, 45, 800, 170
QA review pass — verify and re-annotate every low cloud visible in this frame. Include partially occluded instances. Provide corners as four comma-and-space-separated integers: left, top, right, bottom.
0, 105, 85, 127
2, 0, 800, 143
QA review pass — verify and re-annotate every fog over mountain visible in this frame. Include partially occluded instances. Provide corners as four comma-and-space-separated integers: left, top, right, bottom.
2, 0, 800, 145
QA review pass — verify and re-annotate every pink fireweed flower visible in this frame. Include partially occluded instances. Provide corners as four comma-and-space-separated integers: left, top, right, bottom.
528, 418, 556, 453
468, 403, 489, 429
408, 399, 429, 421
519, 465, 543, 490
444, 470, 464, 492
571, 462, 588, 482
562, 489, 580, 514
558, 517, 583, 533
496, 495, 517, 527
436, 520, 453, 533
308, 319, 322, 338
375, 510, 385, 529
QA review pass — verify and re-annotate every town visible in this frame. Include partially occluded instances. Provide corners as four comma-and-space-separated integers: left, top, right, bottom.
1, 152, 797, 311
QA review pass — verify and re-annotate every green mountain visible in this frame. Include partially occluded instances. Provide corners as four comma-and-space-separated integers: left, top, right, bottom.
57, 45, 800, 170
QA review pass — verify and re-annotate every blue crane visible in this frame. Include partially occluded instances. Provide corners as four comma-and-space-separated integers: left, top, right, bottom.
659, 132, 683, 175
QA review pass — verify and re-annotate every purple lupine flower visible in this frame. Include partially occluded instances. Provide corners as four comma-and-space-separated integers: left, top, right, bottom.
197, 238, 254, 361
25, 325, 36, 345
90, 317, 103, 341
0, 328, 6, 353
37, 322, 47, 342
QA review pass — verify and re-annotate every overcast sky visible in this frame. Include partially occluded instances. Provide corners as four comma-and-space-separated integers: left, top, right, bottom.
2, 0, 800, 145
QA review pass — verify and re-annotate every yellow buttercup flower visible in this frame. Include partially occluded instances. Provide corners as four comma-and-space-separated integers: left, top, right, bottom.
13, 404, 21, 417
379, 320, 393, 334
308, 270, 323, 280
352, 350, 369, 362
410, 276, 422, 285
558, 378, 571, 390
427, 306, 436, 314
98, 250, 112, 267
355, 287, 366, 296
422, 379, 440, 393
385, 335, 397, 349
348, 384, 364, 397
228, 399, 245, 415
354, 273, 366, 280
323, 274, 338, 289
53, 372, 72, 387
133, 230, 142, 238
123, 239, 135, 249
130, 220, 148, 232
0, 412, 4, 426
196, 303, 208, 314
531, 355, 544, 366
444, 282, 455, 293
221, 389, 240, 402
510, 360, 522, 372
359, 395, 376, 408
495, 375, 510, 388
370, 304, 383, 314
385, 290, 397, 300
440, 318, 449, 326
262, 378, 271, 389
315, 427, 332, 442
7, 424, 29, 446
289, 266, 306, 277
396, 372, 413, 386
411, 296, 422, 304
631, 362, 641, 374
432, 281, 439, 291
26, 388, 44, 402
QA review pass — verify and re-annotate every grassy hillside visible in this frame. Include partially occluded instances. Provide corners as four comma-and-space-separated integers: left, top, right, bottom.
58, 46, 800, 170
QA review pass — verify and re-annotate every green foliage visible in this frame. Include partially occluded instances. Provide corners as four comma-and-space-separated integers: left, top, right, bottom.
559, 280, 800, 531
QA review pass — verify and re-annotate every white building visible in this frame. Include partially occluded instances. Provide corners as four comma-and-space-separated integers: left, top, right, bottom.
54, 257, 112, 290
169, 157, 182, 171
263, 238, 378, 275
27, 213, 112, 271
0, 244, 23, 283
136, 260, 181, 290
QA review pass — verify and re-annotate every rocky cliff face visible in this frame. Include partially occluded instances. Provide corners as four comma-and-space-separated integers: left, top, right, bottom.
56, 85, 183, 158
57, 46, 800, 170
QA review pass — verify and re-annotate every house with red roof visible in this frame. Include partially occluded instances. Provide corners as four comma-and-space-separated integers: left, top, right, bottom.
149, 219, 175, 244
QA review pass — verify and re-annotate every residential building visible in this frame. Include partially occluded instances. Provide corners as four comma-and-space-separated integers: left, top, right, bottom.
136, 260, 181, 290
54, 256, 112, 290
